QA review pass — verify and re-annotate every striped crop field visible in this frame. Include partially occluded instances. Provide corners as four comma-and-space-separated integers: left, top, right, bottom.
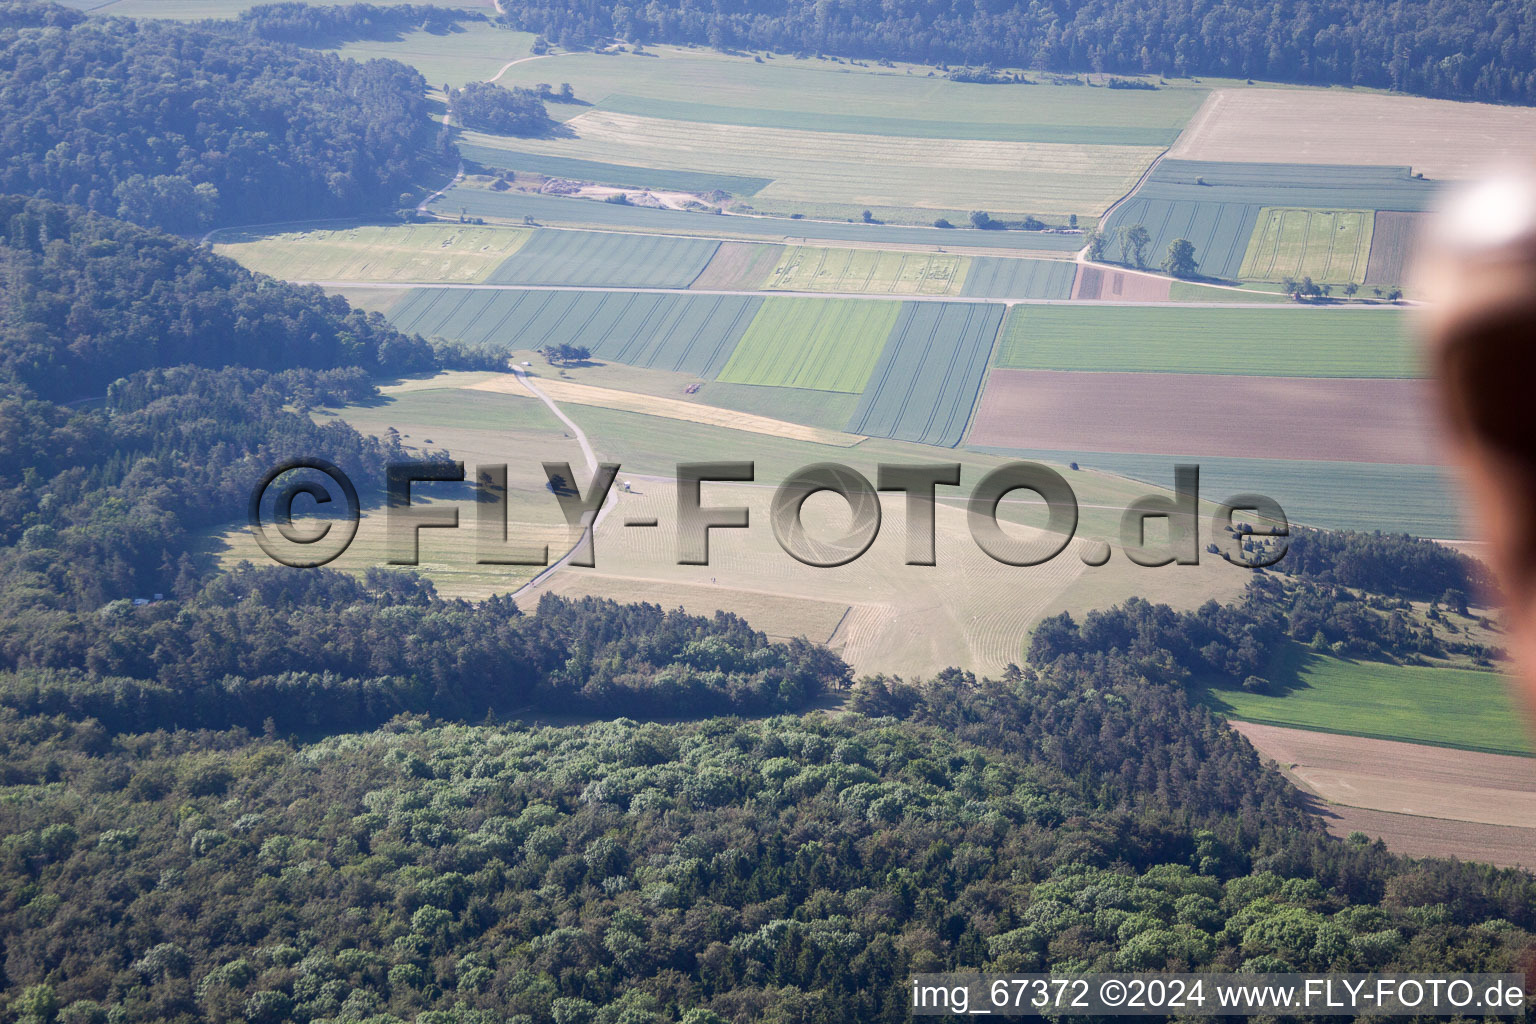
1098, 160, 1439, 279
994, 305, 1417, 377
386, 288, 761, 377
716, 298, 900, 392
485, 229, 719, 288
846, 301, 1005, 446
1237, 208, 1374, 283
763, 246, 967, 295
960, 256, 1078, 299
211, 224, 532, 283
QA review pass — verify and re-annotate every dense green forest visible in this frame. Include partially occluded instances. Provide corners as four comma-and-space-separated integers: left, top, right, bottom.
0, 6, 439, 230
500, 0, 1536, 105
237, 2, 479, 44
3, 672, 1532, 1023
451, 82, 555, 137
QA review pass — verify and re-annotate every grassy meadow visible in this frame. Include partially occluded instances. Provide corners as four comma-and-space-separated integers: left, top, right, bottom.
1202, 647, 1532, 756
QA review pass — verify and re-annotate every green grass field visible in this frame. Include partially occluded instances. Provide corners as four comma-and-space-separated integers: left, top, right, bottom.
213, 224, 531, 283
490, 46, 1207, 145
764, 246, 968, 295
995, 305, 1418, 377
330, 24, 537, 88
1201, 648, 1531, 756
1238, 208, 1374, 284
717, 298, 899, 392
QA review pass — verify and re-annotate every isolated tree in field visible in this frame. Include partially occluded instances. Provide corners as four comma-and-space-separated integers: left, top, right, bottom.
1343, 281, 1359, 297
969, 210, 996, 229
541, 343, 589, 366
1119, 223, 1151, 268
1162, 238, 1198, 277
1083, 228, 1107, 261
1281, 276, 1298, 295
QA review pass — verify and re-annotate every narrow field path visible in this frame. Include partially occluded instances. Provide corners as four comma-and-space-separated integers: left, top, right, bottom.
506, 366, 616, 598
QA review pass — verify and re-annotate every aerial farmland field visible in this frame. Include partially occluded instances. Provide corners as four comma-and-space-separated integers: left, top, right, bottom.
1097, 160, 1439, 280
1363, 211, 1426, 288
1203, 649, 1532, 756
457, 144, 773, 196
763, 246, 967, 295
329, 23, 534, 89
487, 45, 1207, 144
966, 370, 1439, 464
960, 256, 1078, 299
1170, 87, 1536, 178
484, 228, 719, 288
464, 112, 1157, 219
690, 242, 788, 291
387, 287, 761, 376
716, 298, 900, 391
1237, 208, 1374, 284
212, 224, 531, 283
430, 183, 1086, 250
995, 305, 1418, 377
846, 301, 1005, 446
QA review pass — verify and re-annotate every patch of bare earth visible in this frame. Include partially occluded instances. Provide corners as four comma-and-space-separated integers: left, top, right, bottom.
1363, 212, 1426, 287
966, 370, 1442, 464
690, 241, 785, 290
1233, 721, 1536, 868
1170, 89, 1536, 179
1072, 265, 1172, 301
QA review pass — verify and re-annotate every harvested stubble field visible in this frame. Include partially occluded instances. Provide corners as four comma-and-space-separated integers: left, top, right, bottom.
966, 369, 1441, 464
716, 298, 901, 393
430, 184, 1085, 250
387, 288, 762, 377
994, 305, 1417, 377
488, 45, 1206, 146
1098, 160, 1439, 280
466, 375, 861, 446
846, 301, 1004, 447
1070, 266, 1171, 301
1205, 650, 1532, 756
1170, 87, 1536, 179
764, 246, 967, 295
213, 224, 530, 283
959, 256, 1078, 299
1232, 722, 1536, 830
1363, 211, 1426, 287
465, 110, 1160, 217
515, 478, 1088, 678
484, 229, 719, 288
1237, 208, 1373, 284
